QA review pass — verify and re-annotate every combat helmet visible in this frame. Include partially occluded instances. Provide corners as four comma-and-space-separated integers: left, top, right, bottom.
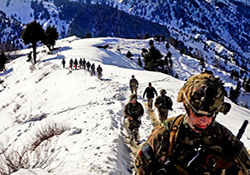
130, 94, 137, 101
177, 71, 230, 116
160, 89, 166, 95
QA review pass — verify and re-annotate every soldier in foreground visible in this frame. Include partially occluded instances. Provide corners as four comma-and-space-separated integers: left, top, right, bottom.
154, 89, 173, 122
135, 71, 250, 175
124, 94, 144, 143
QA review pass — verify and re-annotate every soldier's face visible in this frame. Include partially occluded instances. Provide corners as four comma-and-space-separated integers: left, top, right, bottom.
131, 98, 137, 104
187, 108, 213, 133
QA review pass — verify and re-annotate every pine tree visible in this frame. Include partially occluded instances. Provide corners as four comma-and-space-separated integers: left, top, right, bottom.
167, 51, 172, 58
43, 25, 59, 51
138, 56, 142, 67
149, 40, 154, 46
199, 57, 205, 70
229, 82, 241, 104
169, 57, 173, 68
165, 43, 170, 50
164, 56, 169, 67
21, 20, 45, 64
142, 45, 163, 71
0, 52, 7, 72
245, 78, 250, 93
229, 87, 238, 104
154, 35, 161, 42
126, 51, 133, 59
144, 33, 150, 39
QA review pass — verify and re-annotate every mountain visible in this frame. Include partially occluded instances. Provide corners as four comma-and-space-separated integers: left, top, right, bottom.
116, 0, 250, 57
0, 36, 250, 175
1, 0, 250, 90
1, 0, 250, 59
0, 0, 170, 48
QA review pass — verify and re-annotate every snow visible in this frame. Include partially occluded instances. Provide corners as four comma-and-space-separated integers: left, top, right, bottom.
0, 36, 249, 175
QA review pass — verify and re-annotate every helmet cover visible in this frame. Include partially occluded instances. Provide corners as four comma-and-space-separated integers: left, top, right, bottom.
177, 71, 227, 115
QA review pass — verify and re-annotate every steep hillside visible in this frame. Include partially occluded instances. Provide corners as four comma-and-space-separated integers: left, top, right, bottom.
0, 36, 249, 175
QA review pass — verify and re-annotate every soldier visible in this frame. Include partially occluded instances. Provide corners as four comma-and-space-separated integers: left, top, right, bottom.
124, 94, 144, 143
69, 58, 73, 69
79, 58, 83, 69
135, 71, 250, 175
154, 89, 173, 122
143, 82, 158, 112
129, 75, 139, 95
86, 61, 91, 71
82, 58, 86, 69
91, 63, 95, 76
62, 58, 66, 68
74, 58, 78, 70
97, 65, 103, 79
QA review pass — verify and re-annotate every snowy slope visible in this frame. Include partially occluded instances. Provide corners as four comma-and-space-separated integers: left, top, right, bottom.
0, 36, 249, 175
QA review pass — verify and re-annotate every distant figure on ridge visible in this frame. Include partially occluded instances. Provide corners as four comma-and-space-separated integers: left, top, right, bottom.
62, 58, 66, 68
82, 58, 86, 69
86, 61, 91, 71
79, 58, 83, 69
97, 65, 103, 79
74, 58, 78, 70
91, 63, 95, 76
129, 75, 139, 95
69, 58, 73, 69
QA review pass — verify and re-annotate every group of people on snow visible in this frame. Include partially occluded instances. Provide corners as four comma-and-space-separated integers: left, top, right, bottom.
124, 71, 250, 175
125, 75, 173, 144
128, 75, 173, 122
62, 58, 103, 79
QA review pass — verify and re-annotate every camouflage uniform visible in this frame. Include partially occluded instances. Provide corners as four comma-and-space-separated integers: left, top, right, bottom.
124, 94, 144, 141
130, 75, 139, 95
155, 89, 173, 122
135, 71, 250, 175
135, 115, 250, 174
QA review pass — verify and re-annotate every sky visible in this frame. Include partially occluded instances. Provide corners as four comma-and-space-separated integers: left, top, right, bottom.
0, 36, 249, 175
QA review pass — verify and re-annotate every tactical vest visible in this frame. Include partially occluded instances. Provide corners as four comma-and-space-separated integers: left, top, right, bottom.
163, 115, 247, 175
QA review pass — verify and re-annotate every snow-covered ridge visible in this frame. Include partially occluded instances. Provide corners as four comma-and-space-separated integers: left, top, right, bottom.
0, 36, 249, 175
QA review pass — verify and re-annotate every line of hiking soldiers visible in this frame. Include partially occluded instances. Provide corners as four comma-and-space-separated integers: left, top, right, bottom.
125, 71, 250, 175
125, 75, 173, 145
129, 75, 173, 123
62, 58, 103, 79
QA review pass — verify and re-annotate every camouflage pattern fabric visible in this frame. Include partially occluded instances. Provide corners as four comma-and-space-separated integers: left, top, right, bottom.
130, 78, 139, 88
177, 71, 226, 114
135, 115, 250, 175
157, 108, 169, 122
124, 101, 144, 130
155, 95, 173, 109
155, 95, 172, 121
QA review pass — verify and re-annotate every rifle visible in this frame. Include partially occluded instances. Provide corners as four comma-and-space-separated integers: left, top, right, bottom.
236, 120, 249, 140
